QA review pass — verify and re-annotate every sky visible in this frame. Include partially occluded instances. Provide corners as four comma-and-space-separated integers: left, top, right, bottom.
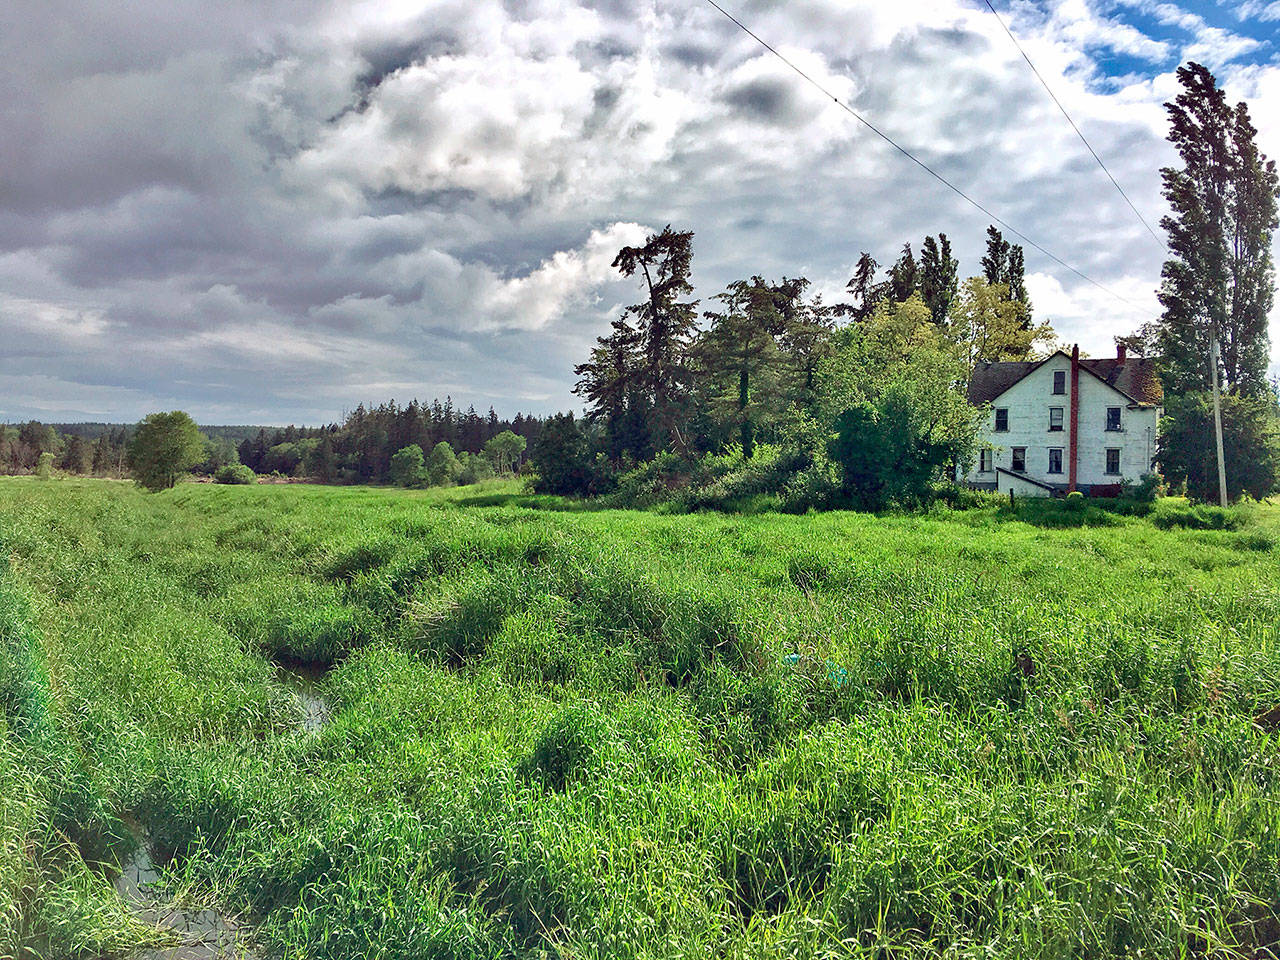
1, 0, 1277, 426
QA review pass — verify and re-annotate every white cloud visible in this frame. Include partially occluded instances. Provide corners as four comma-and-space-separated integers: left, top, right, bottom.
0, 0, 1277, 421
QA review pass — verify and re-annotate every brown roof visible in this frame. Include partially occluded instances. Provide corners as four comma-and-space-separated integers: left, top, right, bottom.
968, 352, 1163, 406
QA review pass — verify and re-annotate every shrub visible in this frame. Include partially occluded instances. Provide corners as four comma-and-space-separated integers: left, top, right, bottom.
529, 413, 593, 495
214, 464, 257, 485
1124, 472, 1165, 504
456, 452, 495, 486
35, 452, 53, 480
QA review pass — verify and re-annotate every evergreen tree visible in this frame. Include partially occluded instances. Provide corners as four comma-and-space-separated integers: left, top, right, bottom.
1156, 61, 1278, 397
575, 316, 648, 460
843, 252, 884, 320
698, 276, 796, 459
609, 226, 699, 453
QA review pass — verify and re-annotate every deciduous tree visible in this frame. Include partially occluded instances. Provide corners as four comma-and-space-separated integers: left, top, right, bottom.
919, 234, 959, 325
1155, 61, 1278, 397
389, 444, 426, 487
950, 277, 1053, 376
127, 411, 205, 492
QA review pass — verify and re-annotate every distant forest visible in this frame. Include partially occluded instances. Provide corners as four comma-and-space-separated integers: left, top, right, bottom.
0, 399, 544, 484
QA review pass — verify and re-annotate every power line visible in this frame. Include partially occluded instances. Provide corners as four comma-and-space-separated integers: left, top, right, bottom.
701, 0, 1152, 316
979, 0, 1164, 250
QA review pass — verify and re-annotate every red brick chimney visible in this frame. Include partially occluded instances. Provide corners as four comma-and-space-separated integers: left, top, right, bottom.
1116, 342, 1127, 365
1068, 344, 1080, 493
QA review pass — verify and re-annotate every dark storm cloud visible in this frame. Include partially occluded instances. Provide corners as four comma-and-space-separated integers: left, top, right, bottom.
722, 77, 804, 123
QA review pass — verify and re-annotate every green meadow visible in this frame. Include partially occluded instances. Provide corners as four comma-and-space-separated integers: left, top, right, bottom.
2, 477, 1279, 959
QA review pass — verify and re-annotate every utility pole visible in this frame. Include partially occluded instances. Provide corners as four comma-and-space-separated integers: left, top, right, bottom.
1210, 331, 1228, 507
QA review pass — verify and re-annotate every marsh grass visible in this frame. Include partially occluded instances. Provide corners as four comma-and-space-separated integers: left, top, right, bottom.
1, 478, 1279, 958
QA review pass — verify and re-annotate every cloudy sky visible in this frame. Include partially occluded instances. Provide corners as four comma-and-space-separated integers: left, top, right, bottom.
1, 0, 1277, 425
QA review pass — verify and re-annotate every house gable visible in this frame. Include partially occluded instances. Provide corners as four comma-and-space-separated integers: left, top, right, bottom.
969, 352, 1162, 409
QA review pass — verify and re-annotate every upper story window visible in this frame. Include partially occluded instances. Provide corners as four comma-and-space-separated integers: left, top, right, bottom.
1048, 407, 1064, 431
1052, 370, 1066, 394
1048, 448, 1063, 474
1106, 407, 1122, 431
994, 408, 1009, 432
979, 448, 993, 473
1105, 448, 1121, 475
1011, 447, 1026, 472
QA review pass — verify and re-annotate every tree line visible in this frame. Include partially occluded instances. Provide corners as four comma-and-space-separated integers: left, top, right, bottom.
8, 63, 1275, 506
3, 399, 545, 489
529, 223, 1051, 509
234, 400, 543, 483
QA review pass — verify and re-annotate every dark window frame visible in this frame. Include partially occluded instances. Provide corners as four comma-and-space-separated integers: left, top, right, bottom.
979, 448, 993, 473
1105, 407, 1122, 431
1052, 370, 1066, 395
1105, 448, 1121, 475
994, 408, 1009, 432
1048, 448, 1063, 474
1012, 447, 1026, 473
1048, 406, 1064, 432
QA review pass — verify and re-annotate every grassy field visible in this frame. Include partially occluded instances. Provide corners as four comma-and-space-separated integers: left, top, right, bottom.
2, 477, 1279, 959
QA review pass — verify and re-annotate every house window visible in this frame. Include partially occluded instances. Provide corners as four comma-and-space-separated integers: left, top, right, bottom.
1106, 407, 1122, 431
1012, 447, 1026, 473
994, 408, 1009, 432
1052, 370, 1066, 394
1048, 407, 1064, 431
1048, 448, 1063, 474
979, 449, 992, 473
1105, 448, 1121, 475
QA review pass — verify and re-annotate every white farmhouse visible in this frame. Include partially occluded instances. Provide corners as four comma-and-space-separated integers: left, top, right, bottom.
962, 344, 1163, 497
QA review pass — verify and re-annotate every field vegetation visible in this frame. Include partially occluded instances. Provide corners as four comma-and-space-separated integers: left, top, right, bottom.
1, 477, 1279, 958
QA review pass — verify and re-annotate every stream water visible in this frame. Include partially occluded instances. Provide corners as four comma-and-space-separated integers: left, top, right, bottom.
106, 659, 331, 956
274, 657, 331, 732
111, 829, 257, 959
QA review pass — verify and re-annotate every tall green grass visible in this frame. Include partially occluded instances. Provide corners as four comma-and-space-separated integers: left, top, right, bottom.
1, 477, 1278, 958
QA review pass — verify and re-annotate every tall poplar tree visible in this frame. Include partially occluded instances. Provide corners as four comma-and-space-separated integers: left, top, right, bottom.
888, 243, 920, 303
981, 225, 1033, 324
1156, 62, 1278, 397
919, 234, 959, 325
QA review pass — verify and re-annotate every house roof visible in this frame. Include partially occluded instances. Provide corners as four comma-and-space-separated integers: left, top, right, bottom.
968, 352, 1163, 407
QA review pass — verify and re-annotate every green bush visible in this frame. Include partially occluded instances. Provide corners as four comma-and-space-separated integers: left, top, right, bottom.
389, 444, 426, 487
214, 463, 257, 485
1124, 473, 1165, 504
